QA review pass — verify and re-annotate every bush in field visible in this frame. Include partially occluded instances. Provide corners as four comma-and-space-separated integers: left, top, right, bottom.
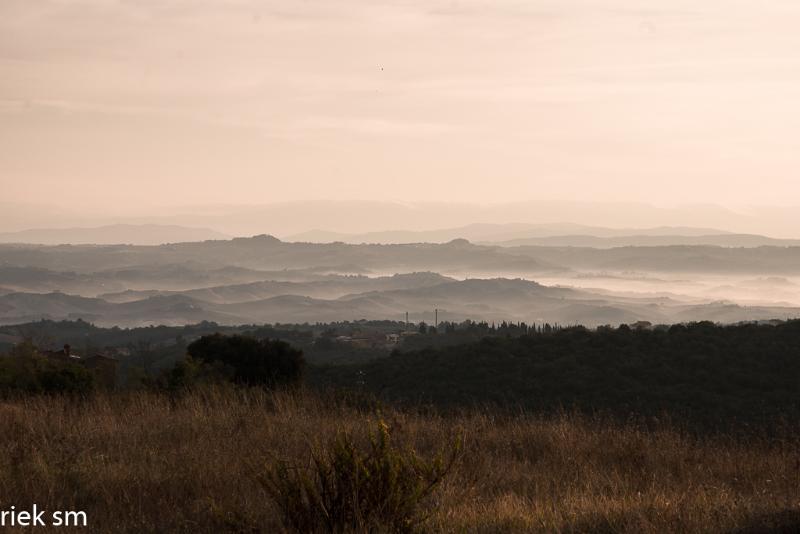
0, 351, 95, 396
262, 420, 461, 533
158, 357, 229, 391
36, 363, 96, 394
186, 334, 304, 387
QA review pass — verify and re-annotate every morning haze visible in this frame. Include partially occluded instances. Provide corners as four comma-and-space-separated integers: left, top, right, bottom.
2, 0, 800, 216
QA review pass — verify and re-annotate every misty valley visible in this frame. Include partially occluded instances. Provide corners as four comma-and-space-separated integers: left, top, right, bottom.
2, 233, 800, 328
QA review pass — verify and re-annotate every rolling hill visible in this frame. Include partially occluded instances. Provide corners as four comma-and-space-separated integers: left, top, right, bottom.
1, 278, 798, 328
99, 272, 455, 304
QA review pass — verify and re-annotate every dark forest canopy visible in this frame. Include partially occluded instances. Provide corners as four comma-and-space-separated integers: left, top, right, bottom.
313, 320, 800, 431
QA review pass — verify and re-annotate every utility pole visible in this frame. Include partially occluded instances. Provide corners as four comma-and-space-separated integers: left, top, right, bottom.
435, 308, 438, 330
405, 311, 409, 331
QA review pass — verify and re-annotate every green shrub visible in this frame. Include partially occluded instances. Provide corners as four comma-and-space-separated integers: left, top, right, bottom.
37, 363, 95, 394
157, 357, 233, 392
0, 354, 95, 396
262, 420, 461, 533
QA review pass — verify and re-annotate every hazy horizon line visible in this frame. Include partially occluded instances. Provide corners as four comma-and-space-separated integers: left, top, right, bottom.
4, 199, 800, 239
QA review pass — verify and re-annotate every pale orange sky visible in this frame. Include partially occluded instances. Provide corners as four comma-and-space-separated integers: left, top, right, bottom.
2, 0, 800, 211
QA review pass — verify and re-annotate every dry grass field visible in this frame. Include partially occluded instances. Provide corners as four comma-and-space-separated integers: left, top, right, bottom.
0, 387, 798, 533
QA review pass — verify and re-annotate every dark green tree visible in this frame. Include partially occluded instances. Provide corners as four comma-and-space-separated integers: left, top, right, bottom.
186, 334, 304, 387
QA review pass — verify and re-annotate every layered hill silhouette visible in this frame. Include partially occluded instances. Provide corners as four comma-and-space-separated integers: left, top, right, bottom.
0, 236, 557, 274
1, 278, 798, 328
99, 272, 456, 303
3, 236, 800, 276
2, 235, 800, 327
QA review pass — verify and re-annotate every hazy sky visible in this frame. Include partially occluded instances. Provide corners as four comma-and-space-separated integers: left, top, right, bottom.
2, 0, 800, 211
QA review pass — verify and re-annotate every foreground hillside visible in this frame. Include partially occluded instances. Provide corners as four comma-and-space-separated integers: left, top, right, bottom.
0, 388, 797, 533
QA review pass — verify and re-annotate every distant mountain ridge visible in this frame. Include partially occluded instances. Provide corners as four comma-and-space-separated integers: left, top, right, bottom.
7, 200, 800, 239
285, 223, 800, 248
285, 223, 736, 244
1, 221, 795, 249
0, 224, 230, 245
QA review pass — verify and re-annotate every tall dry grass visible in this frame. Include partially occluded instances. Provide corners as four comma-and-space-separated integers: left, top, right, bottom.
0, 386, 797, 533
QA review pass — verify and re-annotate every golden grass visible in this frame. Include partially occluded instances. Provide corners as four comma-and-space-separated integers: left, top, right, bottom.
0, 387, 798, 533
